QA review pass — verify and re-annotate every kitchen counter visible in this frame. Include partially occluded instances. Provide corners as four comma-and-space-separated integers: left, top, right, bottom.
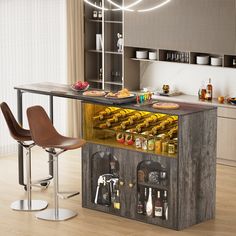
153, 94, 236, 109
15, 82, 216, 116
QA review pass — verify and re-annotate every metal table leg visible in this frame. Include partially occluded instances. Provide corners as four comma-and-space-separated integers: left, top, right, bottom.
49, 95, 54, 177
17, 89, 25, 187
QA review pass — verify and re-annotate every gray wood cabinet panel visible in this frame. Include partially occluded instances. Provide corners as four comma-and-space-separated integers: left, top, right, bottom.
124, 0, 236, 54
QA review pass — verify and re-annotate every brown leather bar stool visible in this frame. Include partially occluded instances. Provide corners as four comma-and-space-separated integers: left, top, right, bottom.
0, 102, 49, 211
27, 105, 86, 221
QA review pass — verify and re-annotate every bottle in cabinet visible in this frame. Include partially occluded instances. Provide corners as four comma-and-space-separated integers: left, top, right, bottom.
143, 187, 148, 215
92, 2, 98, 19
137, 193, 144, 214
163, 190, 168, 220
154, 190, 163, 218
98, 2, 102, 19
146, 188, 153, 217
113, 190, 120, 210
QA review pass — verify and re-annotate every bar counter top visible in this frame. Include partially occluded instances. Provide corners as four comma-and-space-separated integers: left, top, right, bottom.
15, 82, 216, 116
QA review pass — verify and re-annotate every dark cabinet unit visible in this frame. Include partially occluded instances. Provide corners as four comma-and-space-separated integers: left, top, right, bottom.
82, 102, 217, 230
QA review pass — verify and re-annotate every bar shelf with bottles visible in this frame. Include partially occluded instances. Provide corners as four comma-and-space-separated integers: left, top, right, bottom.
82, 101, 217, 230
83, 103, 178, 158
137, 160, 169, 222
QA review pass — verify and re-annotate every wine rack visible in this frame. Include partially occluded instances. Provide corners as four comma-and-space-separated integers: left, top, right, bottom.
83, 103, 178, 158
82, 102, 217, 230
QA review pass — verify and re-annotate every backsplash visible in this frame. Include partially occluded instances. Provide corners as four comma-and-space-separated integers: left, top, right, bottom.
140, 61, 236, 98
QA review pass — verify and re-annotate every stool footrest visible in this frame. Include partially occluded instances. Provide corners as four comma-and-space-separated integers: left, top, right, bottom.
57, 191, 80, 199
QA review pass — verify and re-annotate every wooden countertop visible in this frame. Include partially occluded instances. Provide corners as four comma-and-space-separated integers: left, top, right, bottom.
14, 82, 216, 116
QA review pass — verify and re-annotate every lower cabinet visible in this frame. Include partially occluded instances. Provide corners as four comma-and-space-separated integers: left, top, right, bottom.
217, 107, 236, 166
82, 142, 178, 229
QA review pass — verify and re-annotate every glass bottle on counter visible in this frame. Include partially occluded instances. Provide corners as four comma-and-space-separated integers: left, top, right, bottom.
146, 188, 153, 217
205, 78, 213, 101
154, 190, 163, 218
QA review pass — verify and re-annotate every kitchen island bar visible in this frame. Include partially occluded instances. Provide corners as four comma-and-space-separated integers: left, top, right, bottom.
15, 82, 217, 230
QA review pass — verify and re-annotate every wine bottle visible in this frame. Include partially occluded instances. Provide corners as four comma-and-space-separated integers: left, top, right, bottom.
98, 2, 102, 19
106, 116, 119, 127
206, 78, 213, 101
144, 114, 166, 127
93, 107, 121, 121
92, 2, 98, 19
137, 193, 144, 214
113, 190, 120, 210
143, 187, 148, 215
154, 190, 163, 218
162, 191, 168, 220
146, 188, 153, 217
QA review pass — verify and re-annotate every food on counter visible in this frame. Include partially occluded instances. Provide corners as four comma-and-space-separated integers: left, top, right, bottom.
152, 102, 180, 110
218, 96, 225, 103
72, 81, 89, 91
106, 88, 132, 98
83, 90, 106, 97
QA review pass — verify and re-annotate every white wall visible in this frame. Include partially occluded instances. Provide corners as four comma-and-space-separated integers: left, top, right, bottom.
140, 61, 236, 98
0, 0, 67, 156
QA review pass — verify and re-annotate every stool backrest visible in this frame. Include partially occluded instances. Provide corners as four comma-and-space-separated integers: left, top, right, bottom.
27, 105, 59, 147
0, 102, 31, 141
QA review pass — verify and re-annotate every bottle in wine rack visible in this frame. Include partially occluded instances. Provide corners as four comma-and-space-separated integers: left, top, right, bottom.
154, 190, 163, 218
93, 107, 120, 121
143, 187, 148, 215
106, 116, 119, 127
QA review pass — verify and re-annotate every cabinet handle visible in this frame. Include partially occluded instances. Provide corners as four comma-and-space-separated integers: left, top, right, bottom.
128, 182, 135, 188
119, 181, 125, 186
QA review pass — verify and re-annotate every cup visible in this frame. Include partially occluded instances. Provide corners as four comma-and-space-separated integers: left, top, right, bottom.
148, 51, 157, 60
96, 34, 102, 50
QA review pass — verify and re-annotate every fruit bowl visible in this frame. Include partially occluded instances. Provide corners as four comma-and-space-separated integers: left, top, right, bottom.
71, 81, 90, 92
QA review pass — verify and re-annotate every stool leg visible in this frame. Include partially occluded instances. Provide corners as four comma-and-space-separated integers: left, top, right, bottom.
36, 153, 77, 221
11, 146, 48, 211
54, 155, 59, 219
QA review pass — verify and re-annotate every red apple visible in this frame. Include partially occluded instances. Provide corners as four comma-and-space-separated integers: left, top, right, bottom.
74, 81, 83, 90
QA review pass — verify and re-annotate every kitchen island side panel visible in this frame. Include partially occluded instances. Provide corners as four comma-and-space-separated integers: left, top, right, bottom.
178, 109, 217, 230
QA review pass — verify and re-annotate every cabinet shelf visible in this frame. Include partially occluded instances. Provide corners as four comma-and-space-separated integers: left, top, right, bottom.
130, 58, 157, 62
86, 139, 177, 159
87, 79, 103, 83
86, 18, 122, 24
87, 49, 123, 55
138, 182, 168, 191
104, 81, 123, 86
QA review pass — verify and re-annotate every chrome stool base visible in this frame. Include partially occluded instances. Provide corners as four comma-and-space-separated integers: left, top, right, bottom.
11, 200, 48, 211
36, 208, 77, 221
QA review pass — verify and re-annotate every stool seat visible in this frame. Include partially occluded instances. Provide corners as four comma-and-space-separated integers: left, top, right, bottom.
39, 135, 85, 150
0, 102, 31, 142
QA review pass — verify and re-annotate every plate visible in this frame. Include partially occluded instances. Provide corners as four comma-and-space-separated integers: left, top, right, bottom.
82, 90, 106, 97
105, 94, 135, 99
71, 84, 90, 92
229, 98, 236, 105
152, 102, 180, 110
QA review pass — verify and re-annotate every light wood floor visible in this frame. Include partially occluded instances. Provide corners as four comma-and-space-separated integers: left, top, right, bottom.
0, 148, 235, 236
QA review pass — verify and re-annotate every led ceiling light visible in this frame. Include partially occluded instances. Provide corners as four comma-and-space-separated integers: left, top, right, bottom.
84, 0, 172, 12
137, 0, 171, 12
84, 0, 108, 10
107, 0, 143, 11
